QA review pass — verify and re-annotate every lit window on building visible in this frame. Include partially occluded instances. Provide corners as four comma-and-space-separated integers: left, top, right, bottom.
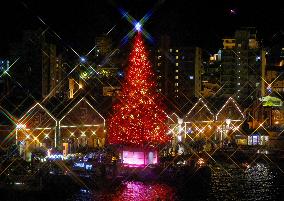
157, 63, 161, 66
175, 76, 179, 79
175, 83, 178, 86
248, 135, 268, 145
175, 69, 179, 72
169, 49, 172, 52
189, 76, 194, 80
176, 50, 179, 53
237, 83, 240, 85
158, 56, 161, 60
176, 63, 179, 66
176, 56, 179, 59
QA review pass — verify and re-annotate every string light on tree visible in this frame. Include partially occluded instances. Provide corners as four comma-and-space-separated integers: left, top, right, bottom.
107, 33, 170, 146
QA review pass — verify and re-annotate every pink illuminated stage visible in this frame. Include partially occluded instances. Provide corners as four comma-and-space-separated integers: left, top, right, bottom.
120, 147, 158, 167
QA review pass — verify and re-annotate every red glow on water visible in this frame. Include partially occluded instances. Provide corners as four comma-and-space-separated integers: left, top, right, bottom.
96, 181, 176, 201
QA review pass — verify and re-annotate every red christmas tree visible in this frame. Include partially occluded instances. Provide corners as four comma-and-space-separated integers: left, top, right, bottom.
108, 33, 170, 146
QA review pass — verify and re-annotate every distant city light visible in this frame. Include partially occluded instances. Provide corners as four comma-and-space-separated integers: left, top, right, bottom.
80, 57, 86, 63
118, 71, 124, 77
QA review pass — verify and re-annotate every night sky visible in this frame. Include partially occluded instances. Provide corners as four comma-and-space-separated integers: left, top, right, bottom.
0, 0, 284, 56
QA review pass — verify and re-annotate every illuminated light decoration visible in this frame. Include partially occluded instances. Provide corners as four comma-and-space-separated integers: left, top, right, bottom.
0, 58, 19, 78
59, 98, 105, 128
73, 162, 93, 170
216, 97, 245, 120
183, 98, 214, 139
18, 102, 57, 146
184, 98, 214, 122
80, 71, 89, 79
260, 95, 283, 107
229, 9, 237, 15
34, 127, 52, 130
19, 103, 57, 124
107, 33, 170, 148
46, 154, 64, 160
60, 97, 105, 123
59, 97, 105, 147
119, 8, 154, 44
167, 112, 180, 125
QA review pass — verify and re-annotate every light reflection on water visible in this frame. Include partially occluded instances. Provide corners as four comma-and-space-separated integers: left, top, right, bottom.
71, 182, 176, 201
69, 163, 283, 201
208, 163, 283, 201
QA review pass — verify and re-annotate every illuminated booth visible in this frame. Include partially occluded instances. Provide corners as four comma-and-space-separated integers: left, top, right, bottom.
215, 97, 245, 146
17, 103, 57, 161
59, 97, 105, 155
184, 98, 215, 140
119, 146, 158, 167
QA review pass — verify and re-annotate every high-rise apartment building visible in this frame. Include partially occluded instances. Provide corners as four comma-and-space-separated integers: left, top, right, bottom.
8, 30, 63, 101
0, 59, 10, 96
219, 27, 264, 106
153, 36, 203, 114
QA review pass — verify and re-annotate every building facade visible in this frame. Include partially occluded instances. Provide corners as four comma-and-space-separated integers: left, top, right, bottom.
219, 27, 264, 106
0, 59, 10, 97
153, 36, 203, 114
